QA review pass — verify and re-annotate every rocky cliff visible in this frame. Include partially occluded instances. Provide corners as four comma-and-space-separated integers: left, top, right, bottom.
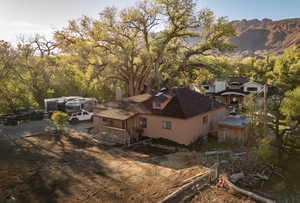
230, 18, 300, 57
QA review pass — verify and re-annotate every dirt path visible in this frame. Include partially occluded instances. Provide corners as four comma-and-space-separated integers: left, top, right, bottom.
0, 120, 53, 139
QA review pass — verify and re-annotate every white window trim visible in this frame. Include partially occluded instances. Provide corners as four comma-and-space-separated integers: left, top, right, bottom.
162, 121, 172, 130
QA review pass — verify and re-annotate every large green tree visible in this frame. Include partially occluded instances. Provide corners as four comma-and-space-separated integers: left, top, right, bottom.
0, 40, 29, 112
54, 0, 235, 96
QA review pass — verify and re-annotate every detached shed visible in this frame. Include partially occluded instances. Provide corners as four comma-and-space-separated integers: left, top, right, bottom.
217, 115, 251, 144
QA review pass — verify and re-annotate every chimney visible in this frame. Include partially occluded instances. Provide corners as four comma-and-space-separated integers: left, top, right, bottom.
115, 87, 123, 101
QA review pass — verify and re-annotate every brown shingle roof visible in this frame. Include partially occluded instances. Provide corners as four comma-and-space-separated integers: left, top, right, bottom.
95, 108, 137, 120
96, 88, 224, 120
159, 88, 224, 118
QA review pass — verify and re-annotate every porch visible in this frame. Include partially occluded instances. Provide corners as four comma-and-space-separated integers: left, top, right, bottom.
94, 125, 143, 145
216, 90, 246, 113
222, 94, 244, 106
93, 108, 144, 145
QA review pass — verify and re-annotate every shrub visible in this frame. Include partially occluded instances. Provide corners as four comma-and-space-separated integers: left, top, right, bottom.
50, 111, 69, 131
251, 137, 278, 164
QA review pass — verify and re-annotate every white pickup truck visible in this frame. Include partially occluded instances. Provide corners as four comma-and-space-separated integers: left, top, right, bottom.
68, 110, 93, 122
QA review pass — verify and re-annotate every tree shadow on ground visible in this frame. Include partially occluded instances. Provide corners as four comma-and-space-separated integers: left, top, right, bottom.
0, 132, 209, 203
0, 133, 118, 203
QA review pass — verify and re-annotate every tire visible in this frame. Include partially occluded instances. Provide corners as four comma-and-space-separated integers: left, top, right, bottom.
70, 118, 79, 124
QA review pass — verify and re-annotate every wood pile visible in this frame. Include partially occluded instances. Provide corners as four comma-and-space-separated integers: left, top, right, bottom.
222, 176, 276, 203
203, 150, 284, 201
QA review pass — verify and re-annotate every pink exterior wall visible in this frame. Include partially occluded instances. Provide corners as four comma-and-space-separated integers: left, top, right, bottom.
93, 107, 228, 145
139, 107, 228, 145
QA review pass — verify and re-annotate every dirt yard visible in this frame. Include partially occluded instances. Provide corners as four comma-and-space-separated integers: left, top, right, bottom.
0, 132, 210, 203
0, 131, 258, 203
190, 186, 255, 203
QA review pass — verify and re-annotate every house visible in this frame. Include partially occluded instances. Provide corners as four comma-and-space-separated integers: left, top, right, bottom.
202, 77, 266, 108
93, 88, 228, 145
217, 115, 251, 145
201, 80, 227, 95
217, 79, 265, 106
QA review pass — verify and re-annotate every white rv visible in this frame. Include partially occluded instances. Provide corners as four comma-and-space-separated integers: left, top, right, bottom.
44, 97, 97, 114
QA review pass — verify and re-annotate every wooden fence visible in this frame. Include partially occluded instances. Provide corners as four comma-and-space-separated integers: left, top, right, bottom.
159, 164, 219, 203
159, 161, 276, 203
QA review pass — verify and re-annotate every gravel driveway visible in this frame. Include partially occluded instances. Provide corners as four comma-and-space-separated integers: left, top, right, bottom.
0, 120, 53, 140
0, 120, 93, 140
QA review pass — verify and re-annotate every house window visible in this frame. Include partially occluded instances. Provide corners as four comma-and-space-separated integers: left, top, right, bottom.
231, 82, 241, 86
202, 116, 208, 125
162, 121, 172, 129
247, 87, 258, 92
231, 82, 241, 89
139, 117, 147, 128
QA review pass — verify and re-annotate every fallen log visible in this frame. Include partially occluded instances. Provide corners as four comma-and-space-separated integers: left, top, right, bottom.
230, 172, 245, 183
233, 152, 247, 156
223, 176, 276, 203
220, 160, 229, 164
205, 150, 232, 156
255, 173, 269, 181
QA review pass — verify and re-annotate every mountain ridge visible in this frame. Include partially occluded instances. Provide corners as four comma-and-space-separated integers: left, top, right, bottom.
230, 18, 300, 57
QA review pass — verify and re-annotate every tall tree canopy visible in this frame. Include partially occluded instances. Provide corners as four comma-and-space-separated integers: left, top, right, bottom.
0, 0, 235, 113
54, 0, 235, 96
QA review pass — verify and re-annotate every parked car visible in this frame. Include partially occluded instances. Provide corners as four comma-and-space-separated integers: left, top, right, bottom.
68, 110, 93, 123
0, 109, 44, 125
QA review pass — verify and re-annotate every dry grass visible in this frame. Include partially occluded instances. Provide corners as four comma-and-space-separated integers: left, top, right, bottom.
191, 186, 255, 203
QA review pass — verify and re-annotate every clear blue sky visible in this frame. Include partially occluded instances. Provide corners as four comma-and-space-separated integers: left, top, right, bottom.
0, 0, 299, 42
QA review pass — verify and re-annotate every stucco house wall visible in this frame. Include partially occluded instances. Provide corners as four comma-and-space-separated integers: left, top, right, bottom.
138, 107, 228, 145
203, 80, 227, 94
214, 80, 227, 93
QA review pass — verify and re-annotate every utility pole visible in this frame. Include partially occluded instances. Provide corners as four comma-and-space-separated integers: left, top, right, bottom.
263, 84, 268, 136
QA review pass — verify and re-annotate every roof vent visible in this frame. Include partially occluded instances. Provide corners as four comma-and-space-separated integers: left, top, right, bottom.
155, 92, 163, 97
160, 88, 168, 92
